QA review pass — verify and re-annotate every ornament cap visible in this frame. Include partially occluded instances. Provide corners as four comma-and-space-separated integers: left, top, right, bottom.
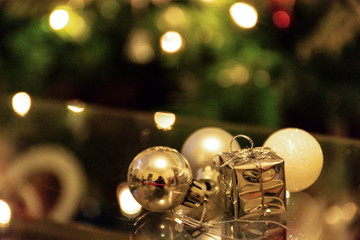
182, 180, 209, 209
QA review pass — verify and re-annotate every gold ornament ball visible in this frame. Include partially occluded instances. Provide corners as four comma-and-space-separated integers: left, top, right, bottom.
127, 146, 193, 212
263, 128, 323, 192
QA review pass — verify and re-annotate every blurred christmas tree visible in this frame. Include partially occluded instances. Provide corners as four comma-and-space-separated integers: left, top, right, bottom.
1, 0, 360, 137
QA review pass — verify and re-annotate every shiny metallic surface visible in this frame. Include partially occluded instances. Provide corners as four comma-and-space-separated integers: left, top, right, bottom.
215, 146, 286, 219
182, 180, 208, 209
222, 213, 287, 240
127, 146, 193, 212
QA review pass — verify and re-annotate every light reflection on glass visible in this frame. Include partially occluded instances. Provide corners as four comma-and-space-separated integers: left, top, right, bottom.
67, 100, 86, 113
49, 9, 69, 30
286, 190, 291, 199
154, 157, 168, 169
154, 112, 176, 130
12, 92, 31, 116
117, 185, 142, 217
0, 199, 11, 227
160, 31, 183, 53
229, 2, 258, 29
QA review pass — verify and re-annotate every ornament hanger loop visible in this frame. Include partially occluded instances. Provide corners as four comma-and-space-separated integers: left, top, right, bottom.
230, 134, 254, 152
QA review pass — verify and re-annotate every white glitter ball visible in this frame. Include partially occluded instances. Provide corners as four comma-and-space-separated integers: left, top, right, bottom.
263, 128, 323, 192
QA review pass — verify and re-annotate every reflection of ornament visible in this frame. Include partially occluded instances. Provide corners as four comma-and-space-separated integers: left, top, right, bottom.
181, 127, 240, 182
263, 128, 323, 192
214, 135, 286, 219
128, 146, 208, 212
287, 192, 323, 240
130, 212, 193, 240
3, 144, 87, 222
222, 214, 287, 240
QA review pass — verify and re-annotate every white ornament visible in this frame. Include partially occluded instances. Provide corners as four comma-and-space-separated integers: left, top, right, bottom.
263, 128, 323, 192
181, 127, 240, 180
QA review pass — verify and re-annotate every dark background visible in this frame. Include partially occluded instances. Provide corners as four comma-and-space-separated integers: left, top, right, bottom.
1, 0, 360, 138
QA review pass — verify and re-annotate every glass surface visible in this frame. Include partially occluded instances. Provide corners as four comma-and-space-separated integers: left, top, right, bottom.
0, 96, 359, 239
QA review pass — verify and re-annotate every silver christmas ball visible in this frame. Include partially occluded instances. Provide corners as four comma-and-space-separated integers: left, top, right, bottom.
127, 146, 193, 212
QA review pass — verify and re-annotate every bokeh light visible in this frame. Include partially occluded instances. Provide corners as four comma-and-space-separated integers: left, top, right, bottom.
130, 0, 149, 10
117, 185, 142, 217
273, 10, 291, 28
253, 70, 271, 88
217, 62, 250, 87
127, 29, 155, 64
342, 202, 357, 221
98, 0, 120, 19
0, 199, 11, 227
49, 9, 69, 30
157, 6, 187, 31
160, 31, 183, 53
12, 92, 31, 116
151, 0, 171, 7
324, 202, 358, 224
229, 2, 258, 29
324, 205, 343, 225
65, 13, 89, 42
154, 112, 176, 130
49, 6, 90, 42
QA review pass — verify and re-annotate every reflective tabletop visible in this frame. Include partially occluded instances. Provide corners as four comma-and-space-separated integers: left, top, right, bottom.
0, 96, 359, 239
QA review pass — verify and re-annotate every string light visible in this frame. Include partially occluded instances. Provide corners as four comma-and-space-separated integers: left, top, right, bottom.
229, 2, 258, 29
12, 92, 31, 117
160, 31, 183, 53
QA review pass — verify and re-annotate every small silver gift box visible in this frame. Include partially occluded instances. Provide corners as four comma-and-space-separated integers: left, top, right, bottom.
214, 139, 286, 219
